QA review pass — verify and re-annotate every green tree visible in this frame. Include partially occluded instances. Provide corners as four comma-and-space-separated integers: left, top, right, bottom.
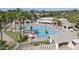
18, 35, 28, 43
0, 40, 9, 50
0, 13, 4, 39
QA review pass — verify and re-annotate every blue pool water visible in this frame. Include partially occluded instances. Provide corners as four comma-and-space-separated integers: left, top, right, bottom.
31, 25, 58, 38
16, 24, 58, 38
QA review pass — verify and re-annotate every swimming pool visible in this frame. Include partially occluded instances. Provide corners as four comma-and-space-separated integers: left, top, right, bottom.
16, 24, 58, 38
31, 25, 58, 38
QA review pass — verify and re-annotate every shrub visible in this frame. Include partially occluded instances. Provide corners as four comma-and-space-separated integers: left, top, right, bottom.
18, 35, 28, 43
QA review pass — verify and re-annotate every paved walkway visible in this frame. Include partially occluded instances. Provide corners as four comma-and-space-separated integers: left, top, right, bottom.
0, 32, 15, 44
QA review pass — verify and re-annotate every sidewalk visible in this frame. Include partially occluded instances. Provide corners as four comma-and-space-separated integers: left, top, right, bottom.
0, 32, 15, 44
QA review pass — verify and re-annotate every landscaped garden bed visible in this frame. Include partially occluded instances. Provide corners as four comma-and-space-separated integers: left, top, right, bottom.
4, 31, 28, 43
4, 31, 20, 42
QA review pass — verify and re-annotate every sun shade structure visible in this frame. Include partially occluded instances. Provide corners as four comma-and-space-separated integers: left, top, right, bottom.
36, 17, 53, 24
59, 18, 73, 30
59, 18, 72, 27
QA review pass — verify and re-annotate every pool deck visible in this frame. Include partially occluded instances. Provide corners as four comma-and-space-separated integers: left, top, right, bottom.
26, 24, 79, 50
5, 23, 79, 50
51, 30, 78, 43
32, 23, 78, 43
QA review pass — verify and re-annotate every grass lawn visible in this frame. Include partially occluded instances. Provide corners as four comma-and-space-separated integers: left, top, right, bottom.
30, 40, 50, 46
4, 31, 20, 42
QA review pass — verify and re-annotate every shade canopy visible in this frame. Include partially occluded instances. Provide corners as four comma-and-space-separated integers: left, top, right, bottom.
72, 39, 79, 43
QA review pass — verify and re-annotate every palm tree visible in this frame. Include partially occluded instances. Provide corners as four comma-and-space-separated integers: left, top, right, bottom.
15, 9, 27, 42
53, 18, 62, 27
16, 11, 22, 39
0, 14, 4, 40
0, 22, 3, 40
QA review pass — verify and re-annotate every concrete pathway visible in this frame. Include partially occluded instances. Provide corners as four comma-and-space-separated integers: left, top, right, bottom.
0, 32, 15, 44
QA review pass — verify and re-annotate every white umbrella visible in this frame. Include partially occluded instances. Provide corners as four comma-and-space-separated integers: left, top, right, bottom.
72, 39, 79, 44
28, 34, 34, 37
69, 28, 73, 31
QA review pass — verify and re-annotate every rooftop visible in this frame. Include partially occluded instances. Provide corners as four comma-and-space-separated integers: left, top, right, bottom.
51, 31, 78, 43
36, 17, 54, 21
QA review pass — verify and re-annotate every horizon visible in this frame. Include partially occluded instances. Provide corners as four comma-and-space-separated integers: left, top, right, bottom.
0, 8, 79, 11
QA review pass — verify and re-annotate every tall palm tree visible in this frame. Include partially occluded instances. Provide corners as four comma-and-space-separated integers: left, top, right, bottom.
16, 11, 22, 39
0, 22, 3, 40
0, 14, 4, 40
15, 9, 27, 42
0, 10, 5, 39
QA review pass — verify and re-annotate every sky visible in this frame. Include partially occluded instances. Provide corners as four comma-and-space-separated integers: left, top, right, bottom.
0, 8, 79, 11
